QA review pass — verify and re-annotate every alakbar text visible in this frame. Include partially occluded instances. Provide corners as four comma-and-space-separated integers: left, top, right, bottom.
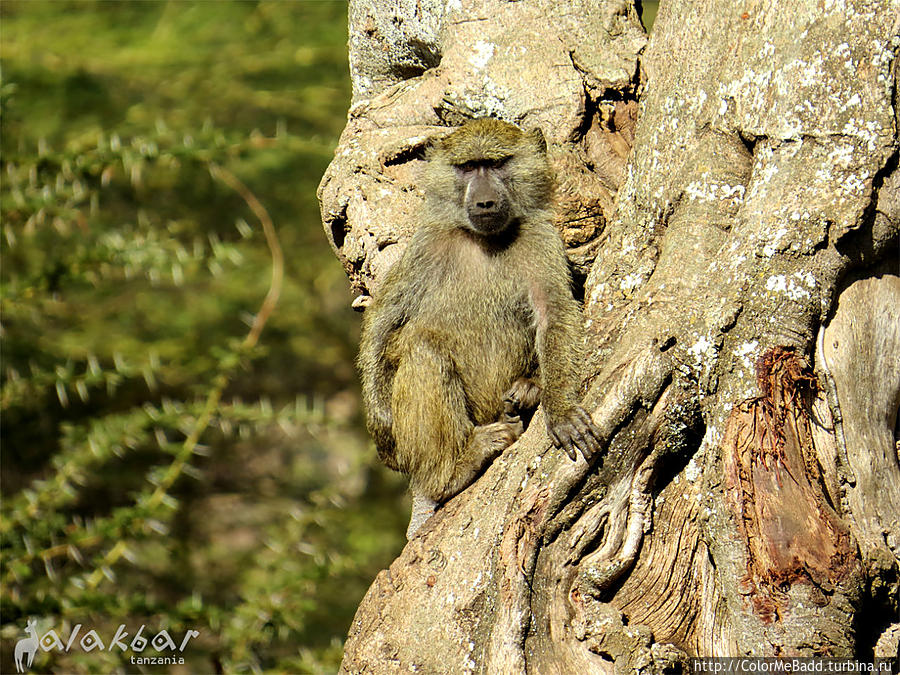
31, 624, 199, 654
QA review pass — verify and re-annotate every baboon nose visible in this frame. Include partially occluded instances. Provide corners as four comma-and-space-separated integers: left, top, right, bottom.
476, 200, 495, 210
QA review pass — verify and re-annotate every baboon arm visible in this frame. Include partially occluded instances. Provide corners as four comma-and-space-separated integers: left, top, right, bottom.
531, 280, 602, 460
536, 293, 583, 414
358, 266, 416, 469
358, 322, 399, 466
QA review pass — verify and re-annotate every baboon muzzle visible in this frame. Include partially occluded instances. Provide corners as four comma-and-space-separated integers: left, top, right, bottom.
466, 168, 510, 232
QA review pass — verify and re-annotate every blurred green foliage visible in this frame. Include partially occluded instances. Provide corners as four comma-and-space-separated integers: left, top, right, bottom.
0, 1, 407, 672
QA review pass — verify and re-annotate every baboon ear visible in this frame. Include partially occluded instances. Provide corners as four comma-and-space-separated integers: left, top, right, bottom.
424, 130, 451, 159
423, 135, 440, 159
527, 128, 547, 155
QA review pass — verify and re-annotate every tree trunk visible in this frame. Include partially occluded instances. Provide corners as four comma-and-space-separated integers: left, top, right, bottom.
318, 0, 900, 670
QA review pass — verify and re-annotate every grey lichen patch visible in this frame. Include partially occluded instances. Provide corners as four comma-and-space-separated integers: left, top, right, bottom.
348, 0, 446, 103
710, 6, 896, 146
630, 0, 897, 239
741, 138, 878, 242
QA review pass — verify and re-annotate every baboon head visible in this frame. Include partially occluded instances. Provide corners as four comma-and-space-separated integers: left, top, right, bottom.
425, 118, 552, 235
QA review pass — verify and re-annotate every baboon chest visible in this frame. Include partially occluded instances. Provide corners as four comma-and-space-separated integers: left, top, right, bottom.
426, 242, 531, 343
398, 241, 536, 419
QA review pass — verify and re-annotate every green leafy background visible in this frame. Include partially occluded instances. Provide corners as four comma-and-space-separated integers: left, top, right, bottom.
0, 2, 408, 673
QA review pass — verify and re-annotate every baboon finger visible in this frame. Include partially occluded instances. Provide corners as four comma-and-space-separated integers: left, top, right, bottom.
505, 415, 524, 438
502, 396, 517, 418
573, 408, 602, 457
569, 423, 591, 460
560, 427, 579, 461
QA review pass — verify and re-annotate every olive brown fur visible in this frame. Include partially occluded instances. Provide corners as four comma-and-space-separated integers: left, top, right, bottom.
357, 118, 602, 536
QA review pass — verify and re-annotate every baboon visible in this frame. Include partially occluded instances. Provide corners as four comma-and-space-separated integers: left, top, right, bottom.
358, 118, 602, 537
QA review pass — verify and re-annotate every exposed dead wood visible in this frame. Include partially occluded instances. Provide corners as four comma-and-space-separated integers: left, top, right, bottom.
722, 348, 860, 631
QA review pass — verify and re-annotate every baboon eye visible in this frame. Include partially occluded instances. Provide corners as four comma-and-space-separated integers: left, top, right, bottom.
457, 161, 480, 172
456, 157, 511, 172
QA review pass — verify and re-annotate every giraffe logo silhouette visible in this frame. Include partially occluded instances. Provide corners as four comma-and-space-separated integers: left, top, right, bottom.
14, 619, 39, 673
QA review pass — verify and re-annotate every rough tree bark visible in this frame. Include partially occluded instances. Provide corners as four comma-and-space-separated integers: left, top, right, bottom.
318, 0, 900, 671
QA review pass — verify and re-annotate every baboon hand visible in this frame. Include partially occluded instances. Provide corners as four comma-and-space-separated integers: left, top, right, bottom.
502, 377, 542, 419
432, 417, 524, 502
547, 406, 603, 461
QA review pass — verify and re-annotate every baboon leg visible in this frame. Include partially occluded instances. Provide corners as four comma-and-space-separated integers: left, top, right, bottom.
392, 339, 523, 506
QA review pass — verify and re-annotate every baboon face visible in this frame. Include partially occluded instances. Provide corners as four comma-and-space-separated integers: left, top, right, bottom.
426, 118, 552, 236
456, 157, 512, 234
